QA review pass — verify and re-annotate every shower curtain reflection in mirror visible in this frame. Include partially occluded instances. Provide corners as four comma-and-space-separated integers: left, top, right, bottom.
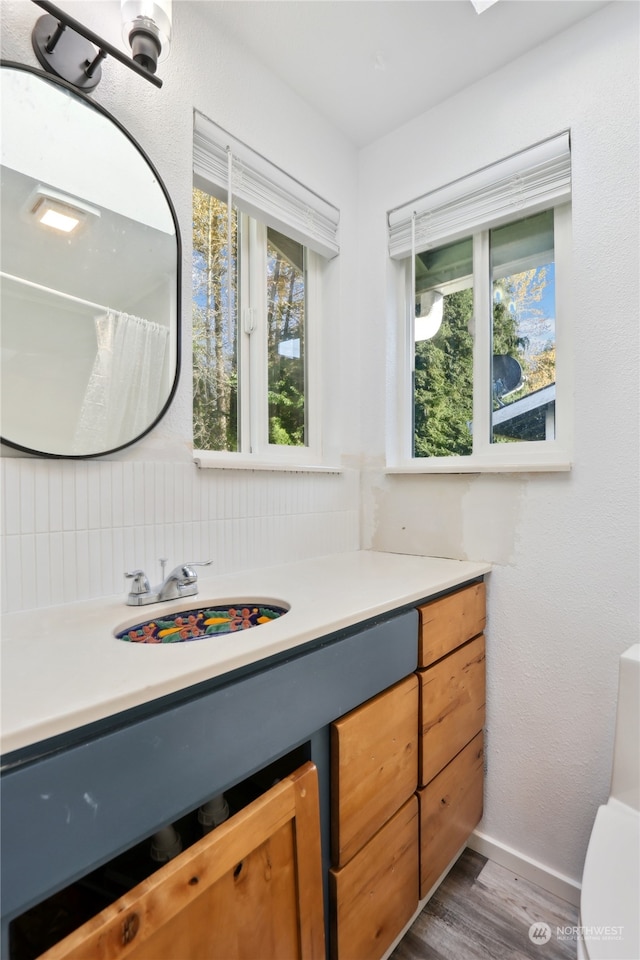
73, 309, 170, 453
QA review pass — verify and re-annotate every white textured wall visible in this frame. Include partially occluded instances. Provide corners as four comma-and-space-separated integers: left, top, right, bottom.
358, 2, 639, 886
0, 0, 361, 611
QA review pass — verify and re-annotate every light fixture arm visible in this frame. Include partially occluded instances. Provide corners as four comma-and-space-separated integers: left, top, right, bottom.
31, 0, 163, 91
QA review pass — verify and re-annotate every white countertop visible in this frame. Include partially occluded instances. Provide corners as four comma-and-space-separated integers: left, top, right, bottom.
0, 550, 490, 755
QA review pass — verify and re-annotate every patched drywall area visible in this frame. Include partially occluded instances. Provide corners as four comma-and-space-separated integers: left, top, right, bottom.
365, 471, 528, 566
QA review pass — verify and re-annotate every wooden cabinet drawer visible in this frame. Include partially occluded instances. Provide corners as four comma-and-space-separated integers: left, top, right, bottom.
418, 731, 484, 899
331, 675, 418, 868
329, 796, 419, 960
419, 633, 485, 787
418, 582, 486, 668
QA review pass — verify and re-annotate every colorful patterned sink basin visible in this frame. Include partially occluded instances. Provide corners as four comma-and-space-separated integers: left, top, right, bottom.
115, 602, 288, 644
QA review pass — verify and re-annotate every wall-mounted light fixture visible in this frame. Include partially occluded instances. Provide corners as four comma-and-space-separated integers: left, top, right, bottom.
30, 0, 170, 92
121, 1, 172, 76
29, 187, 100, 235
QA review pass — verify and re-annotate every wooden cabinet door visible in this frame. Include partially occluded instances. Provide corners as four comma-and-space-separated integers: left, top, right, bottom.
330, 796, 419, 960
38, 762, 325, 960
419, 634, 485, 787
418, 582, 485, 668
331, 675, 418, 868
418, 731, 484, 899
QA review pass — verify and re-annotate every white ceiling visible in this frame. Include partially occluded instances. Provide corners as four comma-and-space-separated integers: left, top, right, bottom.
200, 0, 611, 147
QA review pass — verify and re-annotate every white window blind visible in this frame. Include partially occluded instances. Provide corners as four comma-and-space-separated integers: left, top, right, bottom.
388, 132, 571, 260
193, 110, 340, 260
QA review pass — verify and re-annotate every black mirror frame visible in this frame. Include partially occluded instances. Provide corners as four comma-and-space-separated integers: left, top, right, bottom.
0, 59, 181, 459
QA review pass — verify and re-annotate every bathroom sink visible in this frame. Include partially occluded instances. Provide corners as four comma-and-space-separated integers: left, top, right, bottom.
115, 602, 289, 644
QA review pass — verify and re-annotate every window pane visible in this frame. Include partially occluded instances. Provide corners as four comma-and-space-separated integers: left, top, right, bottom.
490, 210, 555, 444
413, 237, 474, 458
267, 227, 306, 446
192, 187, 239, 451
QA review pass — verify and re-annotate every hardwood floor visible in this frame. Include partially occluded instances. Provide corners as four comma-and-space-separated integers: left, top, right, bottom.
391, 850, 580, 960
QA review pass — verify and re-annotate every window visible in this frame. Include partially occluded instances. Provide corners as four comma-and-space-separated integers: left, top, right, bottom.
192, 112, 339, 465
192, 190, 315, 456
389, 134, 572, 472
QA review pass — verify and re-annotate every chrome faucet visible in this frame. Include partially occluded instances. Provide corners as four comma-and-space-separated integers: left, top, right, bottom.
125, 560, 213, 606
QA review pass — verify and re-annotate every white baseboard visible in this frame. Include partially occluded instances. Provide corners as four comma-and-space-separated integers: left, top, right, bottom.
468, 829, 581, 906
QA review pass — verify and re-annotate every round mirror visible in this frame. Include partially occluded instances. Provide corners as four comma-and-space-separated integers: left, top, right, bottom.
0, 61, 180, 458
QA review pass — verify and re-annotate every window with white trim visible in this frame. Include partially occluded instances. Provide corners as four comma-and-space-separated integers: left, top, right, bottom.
192, 112, 338, 464
388, 133, 572, 472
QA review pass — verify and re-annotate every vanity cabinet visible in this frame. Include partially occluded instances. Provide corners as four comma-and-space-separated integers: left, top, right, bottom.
37, 762, 324, 960
329, 677, 419, 959
1, 574, 488, 960
1, 609, 419, 960
416, 583, 486, 899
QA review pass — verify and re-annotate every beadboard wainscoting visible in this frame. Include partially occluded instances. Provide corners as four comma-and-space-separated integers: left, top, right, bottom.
0, 459, 359, 614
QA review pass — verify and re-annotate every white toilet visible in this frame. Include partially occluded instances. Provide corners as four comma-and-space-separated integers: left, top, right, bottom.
578, 643, 639, 960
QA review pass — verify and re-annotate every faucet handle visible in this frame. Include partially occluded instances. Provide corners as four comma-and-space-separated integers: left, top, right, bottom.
125, 569, 151, 595
179, 560, 213, 582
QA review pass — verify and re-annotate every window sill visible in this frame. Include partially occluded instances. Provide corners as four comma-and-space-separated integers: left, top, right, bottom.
386, 455, 572, 475
194, 452, 343, 474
